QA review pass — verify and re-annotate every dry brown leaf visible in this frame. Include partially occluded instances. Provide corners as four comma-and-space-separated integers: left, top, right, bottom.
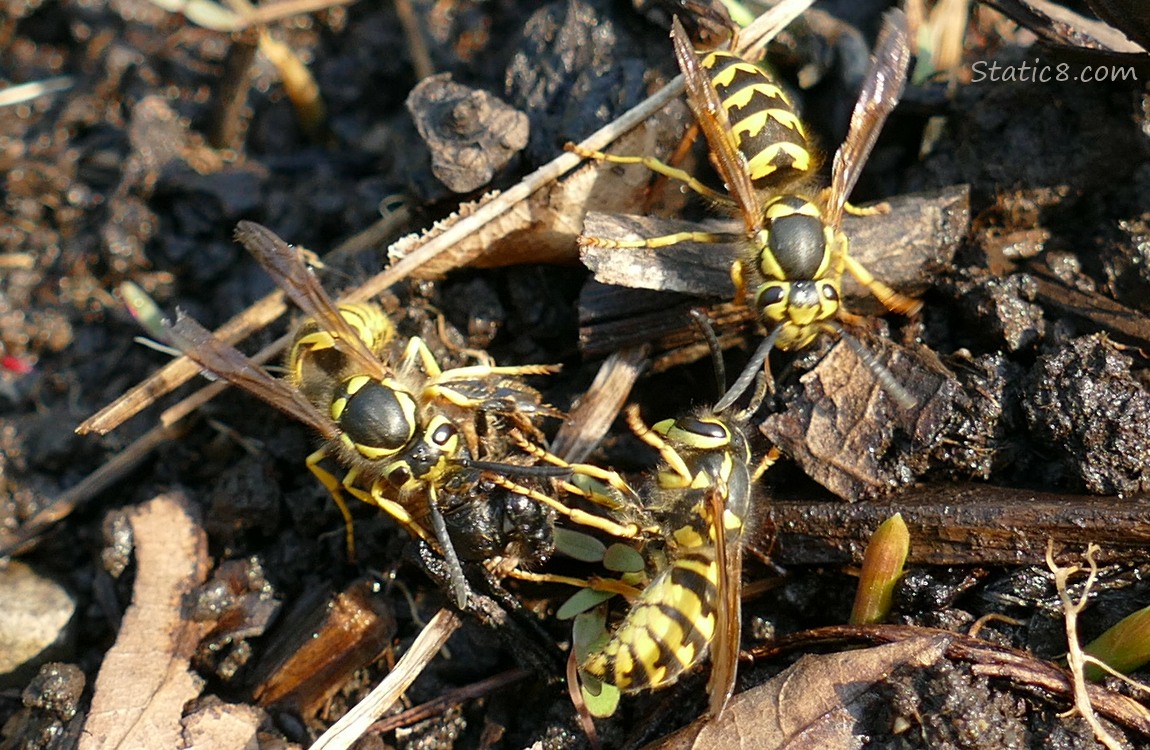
761, 339, 956, 499
650, 634, 951, 750
79, 492, 212, 750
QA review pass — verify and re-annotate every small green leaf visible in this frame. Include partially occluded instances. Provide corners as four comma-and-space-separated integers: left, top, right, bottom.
554, 527, 607, 562
603, 543, 645, 573
557, 588, 615, 621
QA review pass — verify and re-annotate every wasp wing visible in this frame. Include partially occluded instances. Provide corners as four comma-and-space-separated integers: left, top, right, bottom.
824, 9, 911, 230
671, 17, 762, 235
235, 221, 390, 381
166, 310, 340, 441
705, 480, 743, 719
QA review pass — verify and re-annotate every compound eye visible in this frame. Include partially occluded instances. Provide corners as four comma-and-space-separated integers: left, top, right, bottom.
430, 420, 458, 447
760, 286, 785, 307
678, 417, 728, 441
387, 464, 413, 488
821, 284, 839, 302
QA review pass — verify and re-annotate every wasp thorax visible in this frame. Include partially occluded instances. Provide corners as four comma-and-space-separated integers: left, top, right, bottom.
765, 211, 826, 280
335, 378, 418, 453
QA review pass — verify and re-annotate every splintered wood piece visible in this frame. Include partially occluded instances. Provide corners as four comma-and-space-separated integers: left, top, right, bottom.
252, 578, 396, 716
1030, 264, 1150, 351
578, 281, 755, 369
762, 484, 1150, 566
550, 345, 649, 463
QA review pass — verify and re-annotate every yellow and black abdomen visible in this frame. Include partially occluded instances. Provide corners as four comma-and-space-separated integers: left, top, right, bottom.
700, 51, 816, 192
286, 302, 395, 408
581, 546, 719, 691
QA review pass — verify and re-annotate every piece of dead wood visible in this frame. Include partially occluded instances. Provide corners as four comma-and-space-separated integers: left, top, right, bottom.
79, 492, 212, 750
648, 634, 951, 750
389, 110, 691, 274
1030, 265, 1150, 352
252, 578, 396, 717
761, 483, 1150, 566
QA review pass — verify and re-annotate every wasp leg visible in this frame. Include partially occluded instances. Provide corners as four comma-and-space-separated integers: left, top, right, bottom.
488, 475, 645, 540
644, 120, 703, 213
508, 434, 639, 508
624, 406, 692, 484
843, 200, 891, 216
565, 142, 731, 204
337, 468, 438, 549
305, 447, 359, 561
752, 446, 781, 482
730, 259, 748, 306
841, 251, 923, 316
509, 569, 645, 600
398, 336, 444, 377
436, 364, 560, 379
577, 229, 731, 251
399, 336, 558, 382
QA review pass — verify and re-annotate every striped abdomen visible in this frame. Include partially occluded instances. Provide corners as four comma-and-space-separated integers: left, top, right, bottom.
581, 547, 719, 691
286, 302, 394, 406
700, 50, 815, 191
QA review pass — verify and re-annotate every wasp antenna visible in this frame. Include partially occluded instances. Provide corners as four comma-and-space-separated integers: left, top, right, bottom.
715, 327, 781, 413
736, 370, 770, 422
689, 309, 726, 400
831, 324, 916, 411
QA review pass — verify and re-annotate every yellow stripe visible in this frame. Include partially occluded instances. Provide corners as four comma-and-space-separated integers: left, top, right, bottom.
747, 142, 813, 177
721, 82, 788, 110
708, 58, 765, 89
765, 198, 820, 221
731, 108, 806, 141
